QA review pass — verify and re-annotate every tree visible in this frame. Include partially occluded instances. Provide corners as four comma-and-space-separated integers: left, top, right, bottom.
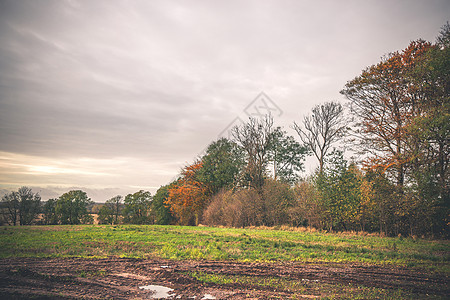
357, 177, 377, 232
341, 40, 433, 187
151, 185, 175, 225
341, 33, 449, 236
293, 101, 347, 174
98, 195, 123, 225
315, 150, 362, 231
18, 187, 41, 225
56, 190, 94, 225
166, 161, 211, 225
198, 138, 244, 194
1, 191, 19, 225
436, 21, 450, 48
42, 198, 58, 225
232, 115, 275, 191
364, 169, 403, 236
408, 25, 449, 235
269, 128, 308, 184
122, 190, 152, 224
0, 187, 41, 225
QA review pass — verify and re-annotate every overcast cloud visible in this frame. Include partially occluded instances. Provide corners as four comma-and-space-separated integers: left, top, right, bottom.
0, 0, 448, 201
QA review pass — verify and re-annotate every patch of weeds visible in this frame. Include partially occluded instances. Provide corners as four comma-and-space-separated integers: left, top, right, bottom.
189, 271, 433, 299
78, 269, 107, 278
320, 284, 429, 300
188, 271, 309, 293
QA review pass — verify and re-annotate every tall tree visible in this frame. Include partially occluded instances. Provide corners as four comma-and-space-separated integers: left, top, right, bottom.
293, 101, 347, 174
269, 128, 308, 184
18, 187, 41, 225
1, 187, 41, 225
42, 198, 58, 225
1, 191, 19, 226
198, 138, 244, 194
341, 40, 433, 186
232, 115, 275, 191
166, 161, 211, 225
151, 184, 175, 225
122, 190, 152, 224
315, 150, 362, 231
408, 26, 450, 235
56, 190, 93, 225
436, 21, 450, 48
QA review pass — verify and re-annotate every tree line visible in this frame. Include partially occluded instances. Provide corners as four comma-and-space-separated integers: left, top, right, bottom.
0, 188, 92, 225
0, 188, 157, 226
1, 24, 448, 237
159, 24, 448, 237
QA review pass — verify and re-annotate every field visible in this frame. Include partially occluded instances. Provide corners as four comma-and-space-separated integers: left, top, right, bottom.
0, 225, 448, 299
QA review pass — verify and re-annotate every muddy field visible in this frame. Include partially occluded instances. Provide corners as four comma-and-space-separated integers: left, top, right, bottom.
0, 257, 448, 299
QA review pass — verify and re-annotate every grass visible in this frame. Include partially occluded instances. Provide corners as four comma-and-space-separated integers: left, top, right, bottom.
0, 224, 448, 272
188, 271, 420, 299
1, 225, 448, 299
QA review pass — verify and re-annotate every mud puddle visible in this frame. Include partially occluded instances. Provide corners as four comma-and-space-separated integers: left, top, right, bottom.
139, 284, 175, 298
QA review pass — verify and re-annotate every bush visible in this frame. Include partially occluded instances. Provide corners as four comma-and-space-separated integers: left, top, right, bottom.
289, 181, 321, 228
261, 179, 295, 226
204, 180, 295, 228
203, 188, 263, 227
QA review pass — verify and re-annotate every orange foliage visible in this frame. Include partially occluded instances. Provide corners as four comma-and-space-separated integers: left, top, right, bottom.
165, 161, 211, 225
342, 40, 433, 185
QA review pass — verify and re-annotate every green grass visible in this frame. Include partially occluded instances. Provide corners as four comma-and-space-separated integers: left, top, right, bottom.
0, 225, 448, 272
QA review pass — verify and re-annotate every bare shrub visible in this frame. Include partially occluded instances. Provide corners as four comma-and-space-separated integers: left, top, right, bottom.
204, 179, 296, 228
203, 188, 263, 227
289, 181, 322, 229
203, 189, 231, 227
261, 179, 295, 226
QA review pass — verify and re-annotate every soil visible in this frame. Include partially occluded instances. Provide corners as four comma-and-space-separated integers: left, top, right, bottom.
0, 257, 448, 299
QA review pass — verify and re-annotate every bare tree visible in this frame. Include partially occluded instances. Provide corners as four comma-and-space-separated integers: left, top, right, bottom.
293, 101, 347, 173
1, 187, 41, 225
98, 195, 123, 224
1, 192, 19, 226
232, 115, 274, 191
18, 187, 41, 225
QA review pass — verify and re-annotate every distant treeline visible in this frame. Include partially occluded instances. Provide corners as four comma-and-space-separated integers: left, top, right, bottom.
1, 24, 448, 238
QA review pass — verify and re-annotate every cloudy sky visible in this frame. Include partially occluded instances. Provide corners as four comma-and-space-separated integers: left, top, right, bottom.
0, 0, 448, 201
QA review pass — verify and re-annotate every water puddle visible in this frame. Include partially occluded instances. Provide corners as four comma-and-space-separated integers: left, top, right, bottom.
139, 285, 175, 299
138, 283, 216, 299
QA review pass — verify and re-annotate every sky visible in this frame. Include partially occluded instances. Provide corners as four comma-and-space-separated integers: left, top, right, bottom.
0, 0, 448, 202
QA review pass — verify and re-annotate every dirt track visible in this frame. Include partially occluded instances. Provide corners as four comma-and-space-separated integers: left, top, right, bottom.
0, 257, 448, 299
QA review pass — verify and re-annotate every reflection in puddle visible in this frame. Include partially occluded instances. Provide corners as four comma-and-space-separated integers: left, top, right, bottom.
139, 285, 175, 299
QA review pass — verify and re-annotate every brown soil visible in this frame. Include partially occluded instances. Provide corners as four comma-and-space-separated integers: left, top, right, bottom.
0, 257, 448, 299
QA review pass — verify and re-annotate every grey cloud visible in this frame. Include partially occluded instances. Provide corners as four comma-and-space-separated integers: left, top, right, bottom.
0, 0, 449, 200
